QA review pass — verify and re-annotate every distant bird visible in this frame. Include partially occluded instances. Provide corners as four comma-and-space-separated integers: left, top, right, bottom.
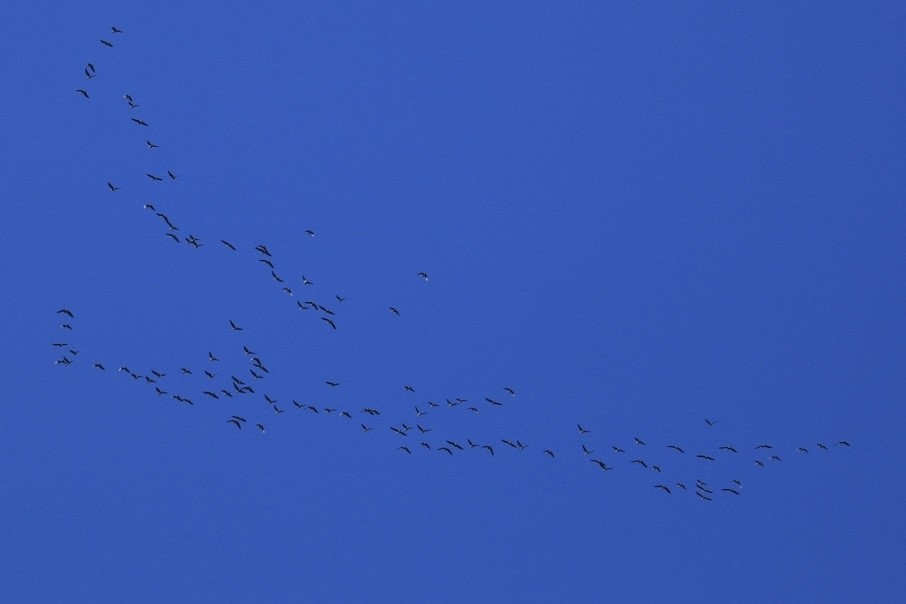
666, 444, 685, 453
719, 446, 738, 453
437, 447, 453, 455
255, 244, 272, 257
770, 455, 782, 462
578, 424, 590, 434
696, 492, 712, 502
634, 437, 646, 446
321, 317, 337, 330
581, 444, 594, 455
165, 233, 179, 243
131, 118, 149, 127
404, 385, 416, 393
705, 418, 717, 427
754, 460, 765, 467
111, 26, 123, 33
57, 309, 75, 318
325, 381, 339, 387
146, 140, 159, 149
93, 363, 105, 370
591, 459, 611, 471
482, 445, 495, 456
87, 62, 96, 73
227, 418, 242, 429
798, 447, 809, 454
417, 272, 429, 281
208, 351, 219, 362
107, 181, 119, 191
203, 391, 218, 399
84, 68, 95, 79
755, 444, 773, 450
301, 275, 313, 285
305, 229, 315, 237
416, 424, 431, 434
722, 488, 741, 495
612, 446, 626, 454
817, 443, 828, 450
256, 424, 265, 433
100, 39, 114, 47
652, 465, 662, 473
229, 320, 243, 331
335, 295, 345, 302
51, 342, 67, 347
696, 454, 715, 461
631, 459, 648, 468
389, 307, 400, 315
655, 484, 671, 494
675, 483, 687, 490
143, 203, 156, 211
503, 387, 516, 397
221, 240, 236, 251
485, 397, 503, 406
544, 449, 555, 458
361, 424, 372, 432
446, 440, 464, 451
60, 324, 72, 330
835, 440, 851, 447
167, 170, 177, 180
146, 173, 163, 181
76, 89, 89, 98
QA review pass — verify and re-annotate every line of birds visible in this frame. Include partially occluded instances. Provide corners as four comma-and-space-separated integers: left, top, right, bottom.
60, 25, 853, 503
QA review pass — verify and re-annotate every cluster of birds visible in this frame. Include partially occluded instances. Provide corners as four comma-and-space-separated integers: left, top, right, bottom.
60, 26, 853, 502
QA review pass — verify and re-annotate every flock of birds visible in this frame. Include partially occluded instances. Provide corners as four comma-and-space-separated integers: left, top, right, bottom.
59, 26, 852, 502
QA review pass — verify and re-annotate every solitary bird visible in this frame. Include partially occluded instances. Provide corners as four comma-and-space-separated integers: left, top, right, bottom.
305, 229, 315, 237
417, 272, 429, 281
544, 449, 555, 458
107, 181, 119, 191
389, 307, 400, 315
705, 418, 718, 427
325, 381, 339, 387
229, 320, 243, 331
578, 424, 590, 434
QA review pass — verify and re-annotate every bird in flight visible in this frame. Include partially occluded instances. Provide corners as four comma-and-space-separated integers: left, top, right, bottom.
655, 484, 671, 494
77, 89, 89, 98
325, 381, 339, 387
146, 140, 159, 149
146, 173, 163, 181
389, 307, 400, 315
719, 445, 738, 453
417, 272, 429, 281
578, 424, 590, 434
100, 39, 114, 47
168, 170, 177, 180
107, 181, 120, 192
221, 240, 236, 251
111, 26, 123, 33
57, 309, 75, 318
705, 418, 717, 427
321, 317, 336, 329
229, 320, 243, 331
634, 437, 646, 446
131, 118, 149, 127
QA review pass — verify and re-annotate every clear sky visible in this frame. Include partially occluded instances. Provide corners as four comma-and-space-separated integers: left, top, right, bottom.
2, 2, 904, 602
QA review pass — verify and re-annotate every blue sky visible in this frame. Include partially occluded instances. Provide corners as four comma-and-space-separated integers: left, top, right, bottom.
2, 2, 904, 602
